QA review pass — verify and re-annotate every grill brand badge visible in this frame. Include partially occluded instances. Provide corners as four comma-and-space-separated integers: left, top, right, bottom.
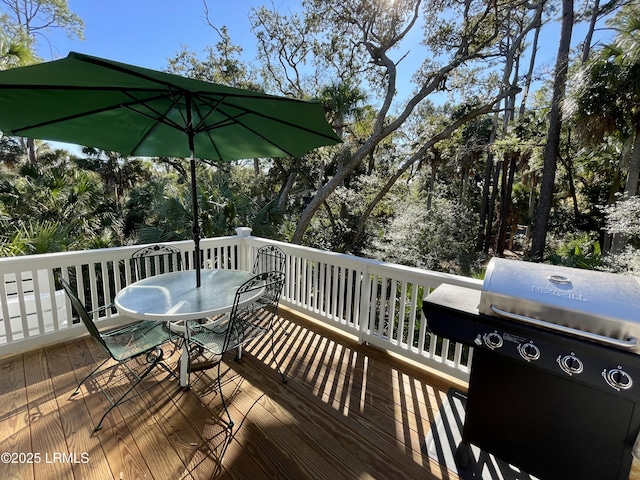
531, 285, 588, 302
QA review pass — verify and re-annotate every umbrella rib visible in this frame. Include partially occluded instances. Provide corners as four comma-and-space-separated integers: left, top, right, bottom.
192, 96, 226, 132
0, 84, 167, 92
123, 103, 183, 132
187, 96, 287, 157
123, 89, 205, 155
190, 99, 224, 159
9, 91, 174, 135
127, 88, 194, 155
194, 111, 294, 157
195, 93, 340, 143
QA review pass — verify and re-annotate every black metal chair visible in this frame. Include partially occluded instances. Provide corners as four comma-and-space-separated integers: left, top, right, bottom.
59, 276, 178, 431
131, 244, 183, 281
252, 245, 286, 274
186, 271, 287, 429
131, 244, 187, 334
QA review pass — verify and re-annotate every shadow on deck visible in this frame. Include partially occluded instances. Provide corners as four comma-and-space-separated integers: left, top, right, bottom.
0, 306, 466, 480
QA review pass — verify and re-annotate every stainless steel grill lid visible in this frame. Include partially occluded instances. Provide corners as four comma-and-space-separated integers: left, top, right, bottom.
480, 258, 640, 352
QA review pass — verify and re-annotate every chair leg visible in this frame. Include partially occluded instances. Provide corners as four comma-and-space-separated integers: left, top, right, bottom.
217, 360, 234, 430
92, 351, 176, 432
70, 358, 110, 398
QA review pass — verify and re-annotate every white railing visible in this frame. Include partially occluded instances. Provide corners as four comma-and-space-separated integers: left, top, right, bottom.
240, 234, 481, 381
0, 229, 481, 381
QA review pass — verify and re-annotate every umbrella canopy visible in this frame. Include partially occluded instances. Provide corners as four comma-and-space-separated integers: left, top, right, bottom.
0, 51, 341, 286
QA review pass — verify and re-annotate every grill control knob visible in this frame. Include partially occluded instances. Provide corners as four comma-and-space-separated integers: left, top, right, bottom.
518, 342, 540, 362
603, 367, 633, 391
558, 354, 583, 376
483, 332, 503, 350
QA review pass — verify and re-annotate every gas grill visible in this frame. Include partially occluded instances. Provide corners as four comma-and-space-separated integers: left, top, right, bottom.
423, 258, 640, 480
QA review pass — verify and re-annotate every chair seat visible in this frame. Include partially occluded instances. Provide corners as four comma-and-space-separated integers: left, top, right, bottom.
188, 319, 267, 356
102, 320, 173, 361
167, 313, 229, 334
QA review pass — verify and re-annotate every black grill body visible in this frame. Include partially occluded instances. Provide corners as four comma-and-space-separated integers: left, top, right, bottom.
423, 284, 640, 480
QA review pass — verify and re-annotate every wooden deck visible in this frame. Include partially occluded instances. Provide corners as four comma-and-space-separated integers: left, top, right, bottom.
0, 307, 465, 480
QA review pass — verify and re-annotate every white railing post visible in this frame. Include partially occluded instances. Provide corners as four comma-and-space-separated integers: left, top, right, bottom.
357, 264, 371, 345
235, 227, 253, 271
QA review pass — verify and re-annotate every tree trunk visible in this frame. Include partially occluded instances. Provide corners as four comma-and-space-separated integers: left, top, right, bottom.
519, 16, 542, 116
497, 153, 517, 255
477, 152, 495, 252
427, 158, 437, 211
485, 160, 502, 254
560, 128, 580, 221
581, 0, 600, 64
565, 154, 580, 221
611, 126, 640, 253
530, 0, 574, 261
27, 138, 37, 165
624, 125, 640, 198
278, 169, 297, 210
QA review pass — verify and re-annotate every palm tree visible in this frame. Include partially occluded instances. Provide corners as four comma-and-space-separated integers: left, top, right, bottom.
0, 38, 32, 69
570, 6, 640, 251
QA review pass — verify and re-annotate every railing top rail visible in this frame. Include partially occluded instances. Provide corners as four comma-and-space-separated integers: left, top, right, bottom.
245, 236, 483, 289
0, 236, 240, 270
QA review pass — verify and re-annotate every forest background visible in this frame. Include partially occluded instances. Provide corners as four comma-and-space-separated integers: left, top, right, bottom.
1, 0, 640, 278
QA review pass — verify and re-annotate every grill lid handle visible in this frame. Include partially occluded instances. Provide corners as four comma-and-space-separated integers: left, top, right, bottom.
490, 305, 638, 350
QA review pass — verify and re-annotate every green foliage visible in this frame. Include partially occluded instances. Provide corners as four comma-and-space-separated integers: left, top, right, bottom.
3, 0, 640, 284
547, 233, 603, 270
0, 0, 83, 58
604, 195, 640, 241
365, 185, 481, 275
601, 245, 640, 275
0, 219, 74, 255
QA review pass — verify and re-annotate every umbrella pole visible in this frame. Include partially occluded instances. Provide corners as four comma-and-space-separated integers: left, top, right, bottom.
187, 94, 201, 288
190, 154, 201, 288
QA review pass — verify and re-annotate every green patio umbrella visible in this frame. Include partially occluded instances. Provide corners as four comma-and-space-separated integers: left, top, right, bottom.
0, 51, 340, 286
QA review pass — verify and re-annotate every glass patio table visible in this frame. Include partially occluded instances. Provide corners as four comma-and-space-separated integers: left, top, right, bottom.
114, 268, 256, 387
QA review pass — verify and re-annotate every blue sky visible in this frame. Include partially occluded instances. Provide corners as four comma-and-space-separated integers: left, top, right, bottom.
39, 1, 602, 85
39, 0, 298, 69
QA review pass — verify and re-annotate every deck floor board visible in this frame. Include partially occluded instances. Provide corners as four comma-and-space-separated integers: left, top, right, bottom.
13, 307, 621, 479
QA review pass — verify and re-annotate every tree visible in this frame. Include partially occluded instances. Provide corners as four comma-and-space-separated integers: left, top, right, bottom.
0, 0, 83, 53
570, 5, 640, 252
166, 24, 259, 91
530, 0, 574, 261
251, 0, 532, 245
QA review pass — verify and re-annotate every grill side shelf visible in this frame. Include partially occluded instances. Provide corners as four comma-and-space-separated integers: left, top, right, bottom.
423, 285, 482, 346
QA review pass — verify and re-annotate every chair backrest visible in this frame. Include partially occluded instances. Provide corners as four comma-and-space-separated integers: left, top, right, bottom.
225, 271, 285, 350
131, 244, 183, 281
252, 245, 286, 275
58, 276, 111, 354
